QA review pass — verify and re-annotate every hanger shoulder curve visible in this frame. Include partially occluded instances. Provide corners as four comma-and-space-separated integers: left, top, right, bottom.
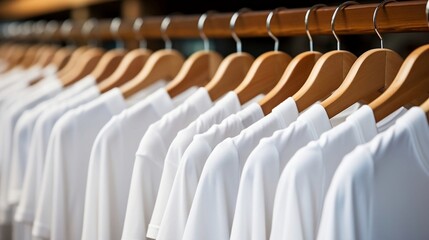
98, 48, 152, 93
260, 51, 322, 115
205, 52, 254, 101
61, 48, 104, 87
292, 50, 357, 112
234, 51, 292, 105
90, 49, 126, 83
370, 44, 429, 122
56, 46, 89, 79
166, 50, 223, 98
51, 48, 73, 71
120, 49, 185, 99
321, 48, 403, 118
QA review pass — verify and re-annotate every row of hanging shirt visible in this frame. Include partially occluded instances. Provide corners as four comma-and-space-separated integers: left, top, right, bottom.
1, 1, 429, 240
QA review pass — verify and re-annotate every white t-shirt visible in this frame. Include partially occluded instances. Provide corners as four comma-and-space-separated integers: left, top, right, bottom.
81, 87, 194, 240
147, 91, 242, 239
8, 76, 97, 206
230, 103, 356, 240
157, 103, 264, 240
15, 86, 100, 225
317, 107, 429, 240
32, 85, 158, 240
269, 105, 406, 240
121, 87, 213, 240
182, 98, 299, 240
0, 79, 62, 225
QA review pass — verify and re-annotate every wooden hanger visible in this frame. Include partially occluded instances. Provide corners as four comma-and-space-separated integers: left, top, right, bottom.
292, 2, 358, 112
260, 5, 325, 115
165, 13, 223, 98
205, 52, 254, 101
98, 18, 153, 93
234, 9, 293, 105
369, 44, 429, 121
51, 47, 73, 71
120, 16, 186, 99
204, 11, 254, 101
55, 46, 89, 79
165, 50, 222, 98
120, 49, 185, 99
321, 1, 403, 118
60, 47, 104, 87
98, 48, 152, 93
90, 49, 126, 83
420, 98, 429, 124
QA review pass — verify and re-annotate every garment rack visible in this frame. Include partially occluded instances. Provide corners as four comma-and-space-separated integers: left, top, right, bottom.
4, 1, 429, 42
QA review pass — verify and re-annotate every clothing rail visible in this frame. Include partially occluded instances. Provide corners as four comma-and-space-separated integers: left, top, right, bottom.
6, 1, 429, 42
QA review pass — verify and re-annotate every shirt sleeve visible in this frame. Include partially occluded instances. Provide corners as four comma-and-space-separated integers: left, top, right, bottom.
157, 139, 212, 240
230, 143, 280, 240
182, 140, 240, 240
317, 146, 373, 240
121, 129, 165, 240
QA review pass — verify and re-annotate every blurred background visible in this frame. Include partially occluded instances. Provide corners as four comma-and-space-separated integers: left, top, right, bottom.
0, 0, 428, 58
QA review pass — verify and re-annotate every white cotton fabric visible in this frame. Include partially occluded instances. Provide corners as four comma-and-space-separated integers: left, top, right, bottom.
81, 87, 194, 240
32, 84, 160, 240
230, 103, 357, 240
8, 75, 97, 206
147, 91, 242, 239
0, 79, 62, 225
182, 97, 299, 240
268, 105, 405, 240
15, 86, 100, 225
317, 107, 429, 240
121, 87, 213, 240
157, 103, 264, 240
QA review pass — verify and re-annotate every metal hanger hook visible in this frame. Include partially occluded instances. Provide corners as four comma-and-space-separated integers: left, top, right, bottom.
110, 18, 124, 49
161, 16, 172, 50
426, 0, 429, 27
230, 8, 250, 53
133, 17, 147, 49
60, 20, 73, 37
331, 1, 358, 50
82, 18, 98, 47
266, 7, 286, 52
373, 0, 395, 49
305, 4, 326, 52
198, 11, 215, 51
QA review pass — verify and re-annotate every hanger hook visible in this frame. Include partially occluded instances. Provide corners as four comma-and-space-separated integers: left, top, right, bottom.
427, 0, 429, 26
82, 18, 98, 47
266, 7, 286, 52
161, 15, 172, 50
331, 1, 358, 50
45, 20, 59, 43
305, 4, 326, 52
230, 8, 250, 53
198, 11, 215, 51
110, 17, 124, 49
133, 17, 147, 49
373, 0, 395, 49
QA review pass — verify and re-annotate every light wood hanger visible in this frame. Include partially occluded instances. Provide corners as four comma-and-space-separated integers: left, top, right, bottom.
120, 16, 185, 99
60, 47, 104, 87
51, 47, 73, 71
55, 46, 89, 79
321, 1, 404, 118
292, 2, 358, 112
420, 98, 429, 123
90, 49, 126, 83
234, 9, 292, 105
369, 44, 429, 121
165, 13, 223, 98
204, 11, 255, 101
98, 18, 153, 93
260, 5, 325, 115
